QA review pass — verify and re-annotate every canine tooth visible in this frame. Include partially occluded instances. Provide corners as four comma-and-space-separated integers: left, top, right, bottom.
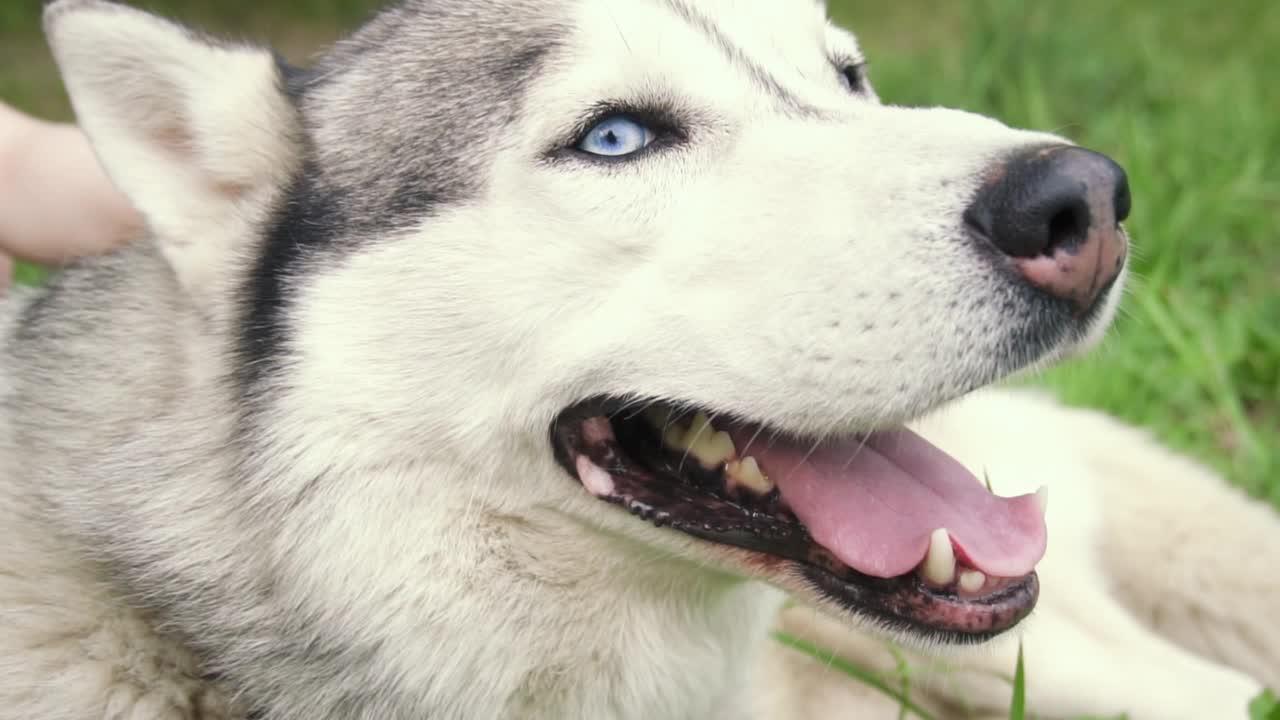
1035, 486, 1049, 517
958, 569, 987, 594
727, 456, 772, 495
575, 456, 615, 498
685, 412, 714, 444
664, 424, 689, 450
689, 430, 736, 467
922, 528, 957, 586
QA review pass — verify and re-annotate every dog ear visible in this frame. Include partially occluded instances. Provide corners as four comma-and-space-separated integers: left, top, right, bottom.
43, 0, 299, 302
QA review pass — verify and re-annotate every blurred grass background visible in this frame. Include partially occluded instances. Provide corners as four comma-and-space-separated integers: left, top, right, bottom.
1, 0, 1277, 508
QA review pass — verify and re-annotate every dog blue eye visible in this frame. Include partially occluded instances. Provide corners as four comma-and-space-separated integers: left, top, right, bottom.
577, 115, 656, 157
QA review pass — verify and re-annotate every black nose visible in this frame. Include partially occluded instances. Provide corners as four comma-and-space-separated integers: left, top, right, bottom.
964, 145, 1131, 311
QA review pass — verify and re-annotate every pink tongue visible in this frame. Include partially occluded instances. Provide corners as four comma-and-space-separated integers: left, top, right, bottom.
729, 427, 1046, 579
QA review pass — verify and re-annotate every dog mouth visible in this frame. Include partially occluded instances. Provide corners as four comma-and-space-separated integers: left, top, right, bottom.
552, 399, 1048, 641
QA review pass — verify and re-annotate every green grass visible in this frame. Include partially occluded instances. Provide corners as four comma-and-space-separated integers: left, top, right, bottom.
774, 632, 945, 719
2, 1, 1276, 717
1253, 690, 1280, 720
777, 630, 1135, 720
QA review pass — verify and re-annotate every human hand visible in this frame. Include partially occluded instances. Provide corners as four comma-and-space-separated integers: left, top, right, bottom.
0, 102, 142, 285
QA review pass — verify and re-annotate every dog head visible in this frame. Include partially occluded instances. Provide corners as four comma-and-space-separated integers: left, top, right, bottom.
45, 0, 1129, 650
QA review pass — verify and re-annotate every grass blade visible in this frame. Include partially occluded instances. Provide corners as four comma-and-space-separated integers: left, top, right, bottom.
1009, 641, 1026, 720
773, 632, 939, 720
1251, 689, 1280, 720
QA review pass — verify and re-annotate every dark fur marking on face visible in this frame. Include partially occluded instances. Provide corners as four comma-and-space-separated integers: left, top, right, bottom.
237, 0, 566, 393
238, 160, 340, 393
273, 52, 309, 102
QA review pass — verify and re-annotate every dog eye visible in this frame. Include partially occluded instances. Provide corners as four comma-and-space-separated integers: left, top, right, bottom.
576, 115, 657, 157
840, 64, 865, 94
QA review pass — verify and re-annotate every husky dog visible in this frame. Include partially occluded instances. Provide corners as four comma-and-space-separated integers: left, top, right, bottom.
2, 1, 1277, 718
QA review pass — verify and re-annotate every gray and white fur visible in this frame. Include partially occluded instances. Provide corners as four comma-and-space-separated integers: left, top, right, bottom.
1, 1, 1276, 719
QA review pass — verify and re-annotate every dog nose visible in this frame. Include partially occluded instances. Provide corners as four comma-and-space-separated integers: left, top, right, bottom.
964, 145, 1131, 312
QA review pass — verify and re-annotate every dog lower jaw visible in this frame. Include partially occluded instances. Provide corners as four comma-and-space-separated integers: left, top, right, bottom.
581, 458, 1039, 642
551, 400, 1042, 642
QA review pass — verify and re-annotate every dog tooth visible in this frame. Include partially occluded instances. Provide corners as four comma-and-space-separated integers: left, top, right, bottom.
922, 528, 957, 586
685, 412, 714, 444
712, 430, 734, 453
958, 569, 987, 594
727, 456, 772, 495
575, 456, 615, 498
689, 430, 736, 467
664, 424, 689, 450
1035, 486, 1049, 517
